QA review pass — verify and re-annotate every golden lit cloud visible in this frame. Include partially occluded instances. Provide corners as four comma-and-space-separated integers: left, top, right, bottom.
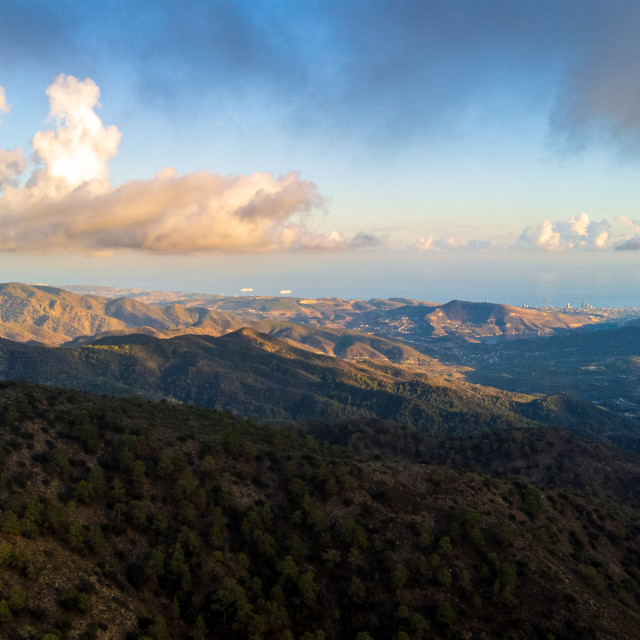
32, 75, 120, 190
0, 75, 376, 254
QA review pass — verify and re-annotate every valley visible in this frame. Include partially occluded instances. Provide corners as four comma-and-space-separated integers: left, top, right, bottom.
1, 283, 639, 450
3, 282, 640, 424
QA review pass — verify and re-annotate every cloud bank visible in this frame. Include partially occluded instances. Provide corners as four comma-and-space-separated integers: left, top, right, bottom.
416, 213, 640, 253
514, 213, 614, 251
615, 216, 640, 250
0, 75, 371, 254
414, 236, 492, 252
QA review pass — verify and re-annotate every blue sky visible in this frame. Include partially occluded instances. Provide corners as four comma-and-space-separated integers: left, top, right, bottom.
1, 1, 639, 304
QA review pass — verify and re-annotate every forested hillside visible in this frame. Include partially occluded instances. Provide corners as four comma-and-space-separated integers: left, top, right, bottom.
0, 329, 636, 450
462, 322, 640, 418
0, 381, 639, 639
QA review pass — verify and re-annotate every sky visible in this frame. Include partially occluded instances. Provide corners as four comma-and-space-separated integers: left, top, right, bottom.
1, 0, 640, 306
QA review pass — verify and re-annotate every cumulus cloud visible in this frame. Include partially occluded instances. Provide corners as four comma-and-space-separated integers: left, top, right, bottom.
0, 75, 372, 254
345, 231, 383, 249
615, 216, 640, 249
616, 237, 640, 251
417, 214, 640, 253
0, 148, 26, 188
0, 87, 9, 121
414, 236, 491, 251
618, 215, 640, 233
514, 213, 613, 251
0, 86, 26, 189
320, 230, 382, 250
31, 75, 120, 190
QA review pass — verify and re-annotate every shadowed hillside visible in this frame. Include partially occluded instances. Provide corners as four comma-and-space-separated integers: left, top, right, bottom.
462, 323, 640, 418
0, 381, 639, 639
0, 329, 636, 449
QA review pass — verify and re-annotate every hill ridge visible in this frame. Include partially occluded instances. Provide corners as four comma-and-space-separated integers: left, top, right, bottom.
0, 330, 636, 450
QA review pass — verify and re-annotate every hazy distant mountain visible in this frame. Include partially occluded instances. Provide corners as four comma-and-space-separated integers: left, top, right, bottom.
0, 283, 470, 370
172, 296, 605, 341
347, 299, 604, 342
64, 283, 605, 341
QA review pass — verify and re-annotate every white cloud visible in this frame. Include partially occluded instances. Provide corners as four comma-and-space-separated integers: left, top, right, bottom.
415, 237, 436, 251
31, 75, 120, 191
0, 87, 9, 121
616, 236, 640, 251
417, 214, 640, 253
615, 216, 640, 250
414, 235, 491, 251
0, 86, 25, 189
0, 148, 26, 188
346, 232, 383, 249
514, 213, 612, 250
618, 215, 640, 232
0, 75, 375, 254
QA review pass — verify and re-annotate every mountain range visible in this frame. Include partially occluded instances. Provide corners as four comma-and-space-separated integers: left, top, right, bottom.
0, 280, 612, 365
0, 282, 637, 448
1, 282, 640, 638
0, 282, 248, 346
0, 323, 637, 451
0, 283, 462, 370
63, 283, 605, 341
